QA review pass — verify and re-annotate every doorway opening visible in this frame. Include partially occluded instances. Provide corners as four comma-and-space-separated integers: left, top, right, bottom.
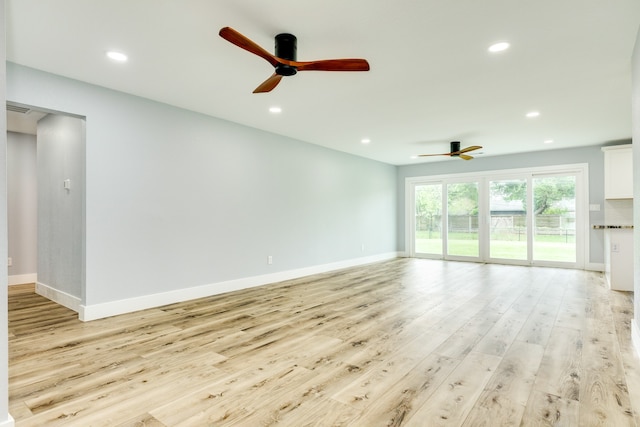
7, 101, 86, 311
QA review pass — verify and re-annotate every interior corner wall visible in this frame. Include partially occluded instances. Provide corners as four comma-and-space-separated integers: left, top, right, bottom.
396, 145, 608, 265
631, 25, 640, 352
6, 63, 397, 312
36, 115, 85, 303
7, 132, 37, 284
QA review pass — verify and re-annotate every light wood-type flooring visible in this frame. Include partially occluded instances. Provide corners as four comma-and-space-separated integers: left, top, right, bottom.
8, 258, 640, 426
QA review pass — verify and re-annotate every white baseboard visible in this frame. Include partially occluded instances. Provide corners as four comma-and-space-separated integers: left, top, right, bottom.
633, 320, 640, 358
7, 273, 37, 286
0, 414, 15, 427
80, 252, 399, 321
585, 262, 605, 272
36, 282, 81, 313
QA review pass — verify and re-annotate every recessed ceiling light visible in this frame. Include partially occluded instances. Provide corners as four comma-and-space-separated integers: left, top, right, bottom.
106, 51, 128, 62
269, 106, 282, 113
361, 138, 371, 144
488, 42, 510, 53
544, 139, 554, 144
526, 111, 540, 118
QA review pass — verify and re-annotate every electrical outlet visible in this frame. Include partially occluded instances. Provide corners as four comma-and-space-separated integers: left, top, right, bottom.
7, 257, 12, 267
268, 255, 273, 265
612, 243, 619, 252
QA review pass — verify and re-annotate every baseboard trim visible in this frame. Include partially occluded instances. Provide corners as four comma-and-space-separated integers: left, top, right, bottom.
633, 320, 640, 358
36, 282, 81, 313
8, 273, 37, 286
79, 252, 399, 321
0, 414, 15, 427
585, 262, 605, 272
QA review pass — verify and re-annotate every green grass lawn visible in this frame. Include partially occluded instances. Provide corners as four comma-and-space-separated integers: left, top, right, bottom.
416, 231, 576, 262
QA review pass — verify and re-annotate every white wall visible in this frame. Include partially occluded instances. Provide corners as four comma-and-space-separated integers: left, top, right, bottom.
397, 145, 610, 266
632, 26, 640, 354
7, 132, 37, 284
6, 63, 397, 318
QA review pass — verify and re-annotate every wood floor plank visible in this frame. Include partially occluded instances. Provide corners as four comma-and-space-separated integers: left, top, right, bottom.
403, 351, 503, 426
330, 330, 451, 407
305, 352, 461, 427
520, 390, 580, 427
532, 326, 583, 402
7, 259, 639, 426
579, 317, 635, 426
462, 340, 545, 426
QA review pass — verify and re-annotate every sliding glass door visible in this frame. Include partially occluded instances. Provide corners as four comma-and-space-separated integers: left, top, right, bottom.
412, 181, 481, 261
489, 178, 528, 261
414, 183, 443, 256
532, 174, 577, 264
447, 182, 479, 259
408, 164, 585, 268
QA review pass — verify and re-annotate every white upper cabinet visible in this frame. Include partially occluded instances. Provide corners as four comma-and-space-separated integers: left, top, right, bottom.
602, 145, 633, 199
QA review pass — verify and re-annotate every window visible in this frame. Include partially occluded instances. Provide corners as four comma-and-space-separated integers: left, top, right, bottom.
406, 164, 587, 268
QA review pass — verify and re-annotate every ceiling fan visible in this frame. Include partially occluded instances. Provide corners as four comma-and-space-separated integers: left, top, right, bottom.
219, 27, 370, 93
418, 141, 483, 160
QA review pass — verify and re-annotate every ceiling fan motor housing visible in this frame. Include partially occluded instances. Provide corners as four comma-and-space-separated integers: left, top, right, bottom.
275, 33, 297, 76
450, 141, 461, 156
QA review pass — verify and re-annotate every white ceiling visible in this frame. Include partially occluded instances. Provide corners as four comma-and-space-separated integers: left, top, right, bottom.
5, 0, 640, 165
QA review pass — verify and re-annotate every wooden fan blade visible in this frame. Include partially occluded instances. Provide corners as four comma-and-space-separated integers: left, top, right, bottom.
459, 154, 474, 160
219, 27, 280, 67
294, 58, 370, 72
458, 145, 482, 154
253, 73, 283, 93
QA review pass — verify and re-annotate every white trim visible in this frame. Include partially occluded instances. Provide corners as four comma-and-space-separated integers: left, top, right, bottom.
36, 282, 81, 313
7, 273, 36, 286
79, 252, 399, 321
0, 414, 15, 427
632, 320, 640, 358
585, 262, 605, 272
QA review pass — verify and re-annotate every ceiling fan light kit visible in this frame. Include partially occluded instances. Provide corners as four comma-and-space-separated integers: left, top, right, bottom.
219, 27, 370, 93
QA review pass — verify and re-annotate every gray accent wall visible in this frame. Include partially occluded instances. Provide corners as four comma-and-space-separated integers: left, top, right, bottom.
397, 145, 610, 265
7, 132, 37, 278
6, 63, 397, 306
37, 115, 86, 300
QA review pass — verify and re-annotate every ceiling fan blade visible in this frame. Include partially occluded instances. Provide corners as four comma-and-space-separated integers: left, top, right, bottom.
457, 145, 483, 154
253, 73, 283, 93
219, 27, 280, 67
459, 154, 474, 160
294, 58, 370, 72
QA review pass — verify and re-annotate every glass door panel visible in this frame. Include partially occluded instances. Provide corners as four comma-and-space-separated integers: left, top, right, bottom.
447, 182, 479, 258
489, 179, 528, 260
532, 175, 576, 263
414, 183, 443, 255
